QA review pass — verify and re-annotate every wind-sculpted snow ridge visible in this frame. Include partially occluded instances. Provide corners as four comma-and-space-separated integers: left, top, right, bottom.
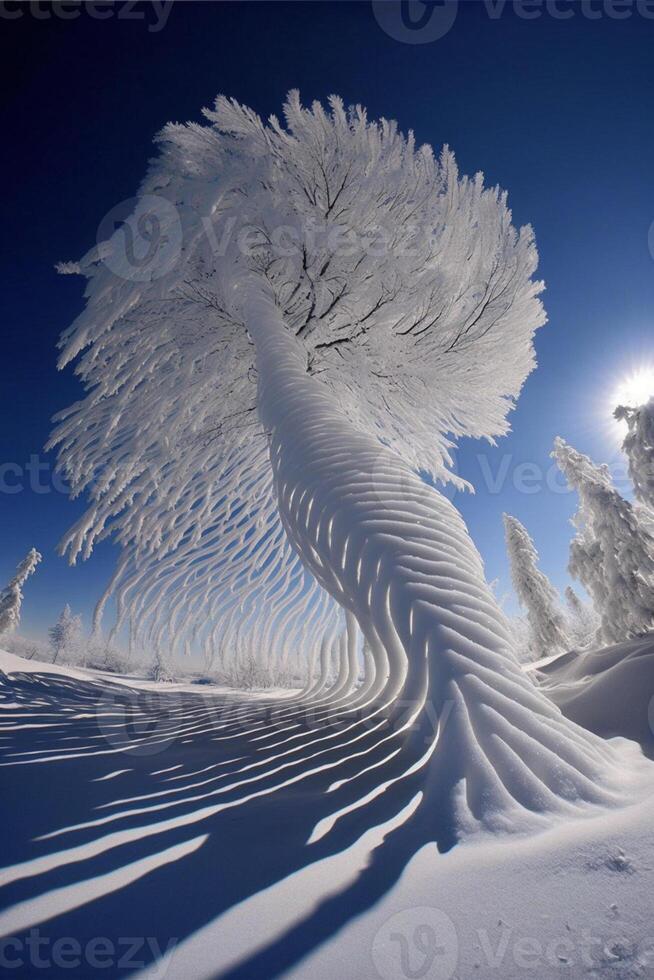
248, 291, 651, 834
91, 447, 343, 679
50, 91, 543, 671
0, 657, 652, 980
50, 93, 654, 836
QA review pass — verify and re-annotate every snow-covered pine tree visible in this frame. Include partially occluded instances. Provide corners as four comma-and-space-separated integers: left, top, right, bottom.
552, 437, 654, 643
615, 397, 654, 512
506, 612, 534, 664
564, 585, 600, 649
565, 584, 583, 618
503, 513, 569, 659
48, 604, 83, 664
0, 548, 42, 636
50, 92, 643, 834
149, 647, 174, 683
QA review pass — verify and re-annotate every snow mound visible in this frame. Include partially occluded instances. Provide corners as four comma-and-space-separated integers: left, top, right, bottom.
0, 648, 293, 699
2, 649, 654, 979
535, 635, 654, 754
0, 648, 96, 682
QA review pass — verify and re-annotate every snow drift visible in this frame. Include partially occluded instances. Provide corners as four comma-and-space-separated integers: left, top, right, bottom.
536, 634, 654, 755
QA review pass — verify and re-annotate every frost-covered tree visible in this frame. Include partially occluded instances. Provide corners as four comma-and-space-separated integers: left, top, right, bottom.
564, 585, 600, 649
48, 604, 83, 664
506, 613, 534, 664
503, 513, 569, 659
50, 93, 638, 832
615, 397, 654, 512
1, 634, 48, 661
565, 584, 583, 619
148, 647, 174, 683
552, 437, 654, 643
0, 548, 42, 636
86, 640, 131, 674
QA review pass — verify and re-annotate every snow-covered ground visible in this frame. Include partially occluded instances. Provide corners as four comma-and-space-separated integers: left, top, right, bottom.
2, 646, 654, 979
534, 635, 654, 755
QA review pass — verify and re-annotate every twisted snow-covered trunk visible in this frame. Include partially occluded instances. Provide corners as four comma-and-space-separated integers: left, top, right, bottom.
244, 288, 645, 831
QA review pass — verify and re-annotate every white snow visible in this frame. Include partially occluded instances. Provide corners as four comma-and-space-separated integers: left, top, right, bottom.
0, 649, 292, 698
142, 799, 654, 980
0, 835, 208, 937
2, 645, 654, 979
536, 634, 654, 753
0, 648, 97, 682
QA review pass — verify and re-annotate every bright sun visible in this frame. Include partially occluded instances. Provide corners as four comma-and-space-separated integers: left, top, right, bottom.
611, 367, 654, 431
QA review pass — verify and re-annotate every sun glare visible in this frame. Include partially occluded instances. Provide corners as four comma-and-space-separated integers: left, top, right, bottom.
610, 367, 654, 434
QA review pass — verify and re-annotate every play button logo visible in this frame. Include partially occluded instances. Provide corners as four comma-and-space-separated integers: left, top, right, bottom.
372, 2, 459, 44
372, 906, 459, 980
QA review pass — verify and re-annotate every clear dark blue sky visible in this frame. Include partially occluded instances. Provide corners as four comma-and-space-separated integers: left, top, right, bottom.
2, 0, 654, 634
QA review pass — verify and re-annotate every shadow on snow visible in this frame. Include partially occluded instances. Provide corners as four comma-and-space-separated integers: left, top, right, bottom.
0, 668, 459, 978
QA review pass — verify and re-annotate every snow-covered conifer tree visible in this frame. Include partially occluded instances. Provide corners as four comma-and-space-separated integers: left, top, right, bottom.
48, 604, 83, 664
503, 513, 569, 659
0, 548, 42, 636
49, 93, 642, 832
505, 613, 534, 664
615, 397, 654, 512
149, 647, 174, 683
565, 584, 583, 619
552, 437, 654, 643
564, 585, 600, 649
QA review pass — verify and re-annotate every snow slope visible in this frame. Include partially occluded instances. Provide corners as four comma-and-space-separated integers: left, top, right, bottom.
535, 635, 654, 755
0, 648, 101, 682
1, 648, 654, 980
0, 649, 289, 698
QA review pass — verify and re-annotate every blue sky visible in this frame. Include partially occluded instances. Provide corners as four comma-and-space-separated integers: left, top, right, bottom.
2, 1, 654, 636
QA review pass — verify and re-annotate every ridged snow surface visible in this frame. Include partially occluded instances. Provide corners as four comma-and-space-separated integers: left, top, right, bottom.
49, 94, 654, 835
